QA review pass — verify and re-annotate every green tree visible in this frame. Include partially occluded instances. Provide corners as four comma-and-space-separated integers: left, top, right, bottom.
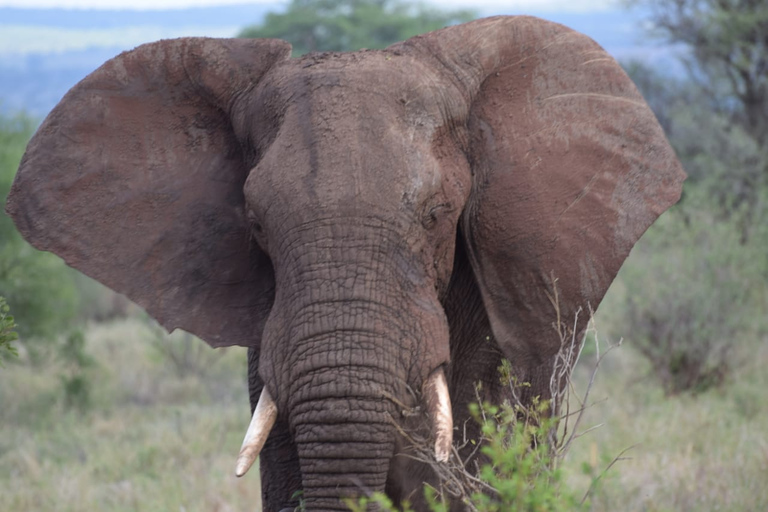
625, 0, 768, 212
0, 113, 80, 344
630, 0, 768, 139
239, 0, 476, 55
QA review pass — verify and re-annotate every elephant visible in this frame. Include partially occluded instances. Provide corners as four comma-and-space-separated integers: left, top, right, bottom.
6, 15, 685, 512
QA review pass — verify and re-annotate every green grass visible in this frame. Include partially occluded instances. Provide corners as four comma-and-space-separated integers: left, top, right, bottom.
1, 316, 767, 511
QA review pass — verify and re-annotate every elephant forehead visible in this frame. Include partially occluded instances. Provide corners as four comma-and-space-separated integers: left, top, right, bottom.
262, 50, 454, 125
246, 52, 461, 212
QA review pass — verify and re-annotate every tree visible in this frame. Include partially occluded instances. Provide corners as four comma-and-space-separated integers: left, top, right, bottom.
636, 0, 768, 140
626, 0, 768, 209
239, 0, 476, 55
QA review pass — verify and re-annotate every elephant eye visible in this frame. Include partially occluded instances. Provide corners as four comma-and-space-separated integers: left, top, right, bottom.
422, 204, 450, 230
247, 210, 266, 243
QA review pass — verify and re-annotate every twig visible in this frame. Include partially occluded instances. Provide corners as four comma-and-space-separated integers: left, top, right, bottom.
580, 444, 638, 506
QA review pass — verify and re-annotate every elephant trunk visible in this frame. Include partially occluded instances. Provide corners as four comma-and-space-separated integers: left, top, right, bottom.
255, 219, 452, 509
282, 319, 407, 509
288, 340, 399, 509
293, 400, 395, 510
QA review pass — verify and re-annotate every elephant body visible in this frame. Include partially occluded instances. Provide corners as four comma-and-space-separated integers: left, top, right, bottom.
6, 16, 685, 511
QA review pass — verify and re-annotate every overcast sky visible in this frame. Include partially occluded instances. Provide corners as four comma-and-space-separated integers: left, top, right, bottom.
0, 0, 634, 58
0, 0, 618, 12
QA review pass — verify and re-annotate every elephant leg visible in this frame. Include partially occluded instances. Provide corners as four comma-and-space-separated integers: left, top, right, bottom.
248, 348, 303, 512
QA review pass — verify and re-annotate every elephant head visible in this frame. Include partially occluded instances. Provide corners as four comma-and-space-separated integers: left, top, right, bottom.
6, 16, 684, 511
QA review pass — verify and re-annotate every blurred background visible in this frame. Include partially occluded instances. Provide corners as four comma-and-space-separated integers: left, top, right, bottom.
1, 0, 766, 510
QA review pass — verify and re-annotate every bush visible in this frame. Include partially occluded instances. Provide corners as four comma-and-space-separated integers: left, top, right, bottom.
0, 296, 18, 364
614, 185, 767, 394
348, 398, 584, 512
348, 316, 619, 512
621, 53, 768, 394
57, 329, 96, 411
348, 393, 595, 512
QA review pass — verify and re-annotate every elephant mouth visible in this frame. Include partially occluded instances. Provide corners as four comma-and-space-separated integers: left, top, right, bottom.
234, 366, 453, 477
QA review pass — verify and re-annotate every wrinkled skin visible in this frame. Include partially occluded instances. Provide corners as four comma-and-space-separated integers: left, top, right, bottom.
6, 16, 685, 512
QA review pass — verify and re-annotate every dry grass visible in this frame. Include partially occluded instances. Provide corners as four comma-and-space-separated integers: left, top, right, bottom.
565, 318, 768, 511
0, 319, 262, 512
2, 316, 767, 511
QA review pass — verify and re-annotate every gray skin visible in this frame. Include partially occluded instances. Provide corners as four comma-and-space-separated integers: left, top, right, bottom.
6, 16, 685, 512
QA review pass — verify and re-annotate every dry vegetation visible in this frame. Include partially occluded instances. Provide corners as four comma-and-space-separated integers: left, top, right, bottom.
0, 319, 261, 512
564, 311, 768, 511
1, 298, 766, 511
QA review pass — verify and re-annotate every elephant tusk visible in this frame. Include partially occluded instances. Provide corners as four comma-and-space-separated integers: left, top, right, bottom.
235, 387, 278, 477
424, 368, 453, 462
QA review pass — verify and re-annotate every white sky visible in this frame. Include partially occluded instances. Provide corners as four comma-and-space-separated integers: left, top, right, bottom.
0, 0, 622, 55
0, 0, 616, 12
1, 25, 242, 55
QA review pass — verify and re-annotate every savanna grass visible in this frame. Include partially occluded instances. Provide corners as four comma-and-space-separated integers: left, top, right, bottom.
0, 319, 261, 512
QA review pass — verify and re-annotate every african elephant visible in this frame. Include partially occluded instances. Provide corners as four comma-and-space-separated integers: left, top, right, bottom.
6, 15, 684, 511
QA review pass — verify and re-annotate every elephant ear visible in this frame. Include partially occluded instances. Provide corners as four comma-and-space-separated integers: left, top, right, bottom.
402, 16, 686, 362
6, 37, 291, 348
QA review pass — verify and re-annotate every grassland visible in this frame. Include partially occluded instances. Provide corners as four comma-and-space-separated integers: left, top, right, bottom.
0, 320, 261, 512
565, 325, 768, 511
1, 311, 766, 511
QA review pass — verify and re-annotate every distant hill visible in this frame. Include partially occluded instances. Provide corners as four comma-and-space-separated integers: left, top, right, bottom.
0, 5, 667, 120
0, 5, 280, 29
0, 4, 280, 118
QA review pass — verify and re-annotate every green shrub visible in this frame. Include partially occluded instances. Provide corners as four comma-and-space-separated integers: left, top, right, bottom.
345, 304, 627, 512
347, 318, 617, 512
469, 401, 582, 511
0, 296, 18, 364
614, 185, 767, 394
347, 397, 586, 512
